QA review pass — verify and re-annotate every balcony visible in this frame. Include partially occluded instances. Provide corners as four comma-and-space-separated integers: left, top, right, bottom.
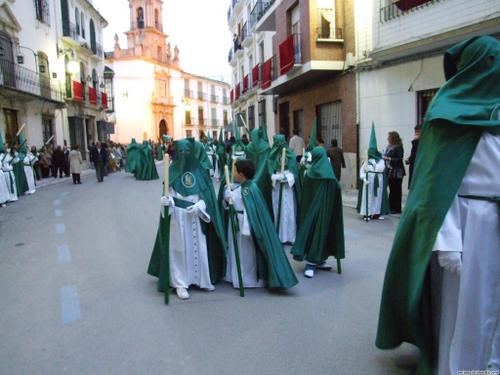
197, 91, 206, 101
91, 42, 104, 59
316, 27, 343, 41
210, 94, 218, 103
241, 21, 253, 48
0, 59, 65, 104
184, 89, 194, 98
233, 36, 244, 60
252, 0, 278, 32
130, 21, 163, 32
61, 22, 80, 46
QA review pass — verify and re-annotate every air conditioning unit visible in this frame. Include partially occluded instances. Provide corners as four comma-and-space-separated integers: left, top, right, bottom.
346, 52, 355, 68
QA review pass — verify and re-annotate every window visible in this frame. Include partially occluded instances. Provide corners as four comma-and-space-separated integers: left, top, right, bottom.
81, 12, 85, 38
417, 89, 438, 126
137, 7, 144, 29
318, 101, 342, 147
198, 107, 204, 125
248, 104, 255, 130
317, 0, 336, 39
186, 130, 192, 138
258, 99, 266, 128
75, 7, 80, 35
211, 108, 217, 126
223, 110, 228, 126
293, 109, 304, 137
34, 0, 51, 26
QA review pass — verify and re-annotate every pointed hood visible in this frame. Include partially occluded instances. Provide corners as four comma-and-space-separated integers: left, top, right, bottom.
0, 132, 5, 153
307, 118, 318, 152
367, 122, 382, 161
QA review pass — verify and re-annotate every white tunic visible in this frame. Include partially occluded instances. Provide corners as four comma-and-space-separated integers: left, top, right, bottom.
271, 170, 297, 243
1, 152, 19, 202
0, 153, 9, 204
359, 159, 385, 216
166, 188, 214, 290
224, 184, 266, 288
433, 132, 500, 374
23, 152, 37, 195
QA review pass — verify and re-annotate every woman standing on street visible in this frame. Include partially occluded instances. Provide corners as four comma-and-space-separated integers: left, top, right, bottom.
384, 131, 405, 214
69, 145, 83, 184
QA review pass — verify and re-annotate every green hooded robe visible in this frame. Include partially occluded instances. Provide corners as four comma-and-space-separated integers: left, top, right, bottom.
147, 138, 227, 293
291, 147, 345, 264
236, 178, 298, 290
125, 138, 140, 174
245, 128, 272, 213
135, 141, 159, 180
375, 36, 500, 374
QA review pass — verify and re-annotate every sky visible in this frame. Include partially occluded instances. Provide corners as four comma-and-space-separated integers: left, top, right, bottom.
92, 0, 233, 82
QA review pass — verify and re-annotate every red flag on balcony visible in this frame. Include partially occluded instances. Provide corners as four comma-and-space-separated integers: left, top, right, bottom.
89, 87, 97, 105
242, 75, 248, 93
235, 83, 240, 100
395, 0, 431, 11
252, 64, 260, 87
73, 81, 83, 102
230, 89, 234, 103
261, 59, 272, 89
279, 34, 295, 75
101, 92, 108, 109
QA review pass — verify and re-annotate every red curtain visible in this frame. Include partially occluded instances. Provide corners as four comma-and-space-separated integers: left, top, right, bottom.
235, 83, 240, 99
89, 87, 97, 105
252, 64, 260, 87
261, 59, 272, 89
279, 34, 295, 76
73, 81, 83, 102
101, 92, 108, 108
242, 75, 248, 93
395, 0, 431, 11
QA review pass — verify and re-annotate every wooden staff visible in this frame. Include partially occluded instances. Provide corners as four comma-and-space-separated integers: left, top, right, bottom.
2, 124, 26, 162
364, 151, 370, 222
162, 154, 171, 304
224, 165, 244, 297
275, 147, 286, 232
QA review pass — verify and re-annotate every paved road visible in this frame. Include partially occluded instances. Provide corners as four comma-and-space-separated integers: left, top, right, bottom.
0, 164, 418, 375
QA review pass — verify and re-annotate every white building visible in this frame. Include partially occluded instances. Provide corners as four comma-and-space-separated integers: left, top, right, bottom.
0, 0, 109, 166
227, 0, 276, 140
356, 0, 500, 192
105, 0, 230, 144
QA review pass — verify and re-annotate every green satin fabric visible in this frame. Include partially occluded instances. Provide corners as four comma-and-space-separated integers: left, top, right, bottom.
376, 36, 500, 374
135, 141, 159, 180
239, 179, 298, 290
125, 139, 140, 174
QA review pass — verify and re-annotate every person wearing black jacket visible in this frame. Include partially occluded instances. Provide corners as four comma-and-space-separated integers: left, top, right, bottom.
90, 141, 108, 182
383, 131, 405, 214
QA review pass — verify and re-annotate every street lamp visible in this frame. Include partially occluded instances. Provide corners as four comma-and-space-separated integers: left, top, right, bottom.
17, 45, 46, 73
57, 44, 79, 75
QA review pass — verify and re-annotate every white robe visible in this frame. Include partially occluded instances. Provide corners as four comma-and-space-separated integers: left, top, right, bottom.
0, 153, 9, 204
23, 152, 37, 195
359, 159, 385, 216
433, 132, 500, 374
224, 185, 266, 288
271, 170, 297, 243
1, 152, 19, 202
166, 188, 214, 290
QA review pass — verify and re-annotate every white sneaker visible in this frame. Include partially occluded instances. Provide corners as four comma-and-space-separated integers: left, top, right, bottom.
203, 285, 215, 292
176, 287, 190, 300
378, 216, 385, 220
304, 264, 315, 278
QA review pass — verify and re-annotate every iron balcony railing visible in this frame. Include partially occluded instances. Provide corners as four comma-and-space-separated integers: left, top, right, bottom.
184, 89, 194, 98
210, 94, 218, 103
197, 91, 206, 100
91, 42, 104, 58
0, 59, 65, 103
62, 21, 78, 40
242, 21, 252, 42
316, 27, 343, 40
251, 0, 276, 25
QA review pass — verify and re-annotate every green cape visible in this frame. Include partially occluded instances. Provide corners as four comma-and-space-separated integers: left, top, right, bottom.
245, 128, 272, 214
125, 139, 140, 174
135, 141, 159, 180
147, 138, 227, 289
376, 36, 500, 374
239, 179, 298, 289
291, 147, 345, 263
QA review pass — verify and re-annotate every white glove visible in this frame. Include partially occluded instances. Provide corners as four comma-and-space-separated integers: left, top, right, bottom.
278, 174, 287, 183
224, 190, 233, 202
271, 174, 280, 183
364, 178, 369, 185
160, 196, 170, 206
185, 204, 200, 217
437, 251, 462, 275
